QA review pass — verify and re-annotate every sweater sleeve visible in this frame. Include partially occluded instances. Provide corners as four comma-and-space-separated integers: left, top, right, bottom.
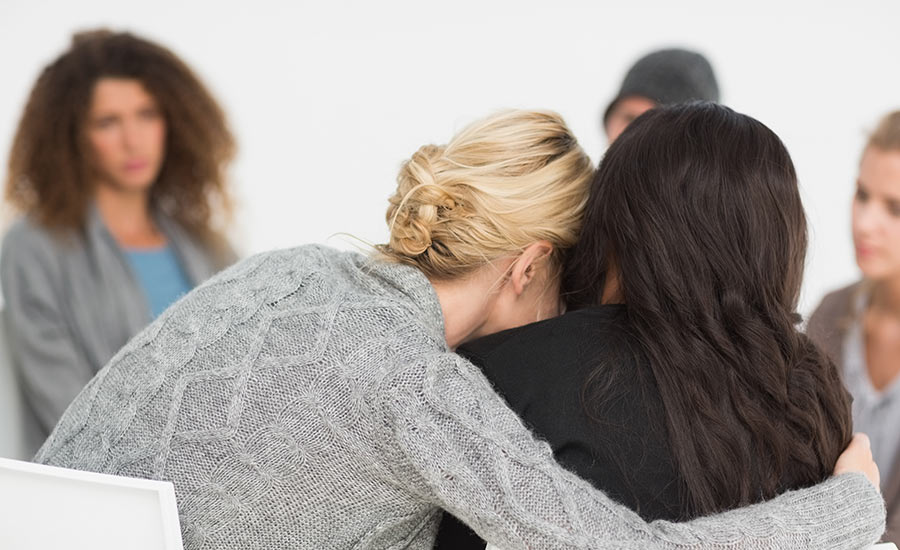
377, 351, 885, 549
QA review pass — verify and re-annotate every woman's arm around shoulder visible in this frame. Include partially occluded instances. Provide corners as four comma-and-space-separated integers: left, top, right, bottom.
375, 350, 885, 549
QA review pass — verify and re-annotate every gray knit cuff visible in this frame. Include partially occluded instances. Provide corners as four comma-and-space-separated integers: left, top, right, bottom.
797, 473, 886, 549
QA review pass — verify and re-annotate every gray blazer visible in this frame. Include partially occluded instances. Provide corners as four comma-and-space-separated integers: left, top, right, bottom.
808, 281, 900, 545
0, 207, 233, 448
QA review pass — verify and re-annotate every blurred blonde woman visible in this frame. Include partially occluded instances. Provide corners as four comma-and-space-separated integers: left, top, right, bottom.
1, 30, 236, 445
809, 110, 900, 544
38, 110, 882, 549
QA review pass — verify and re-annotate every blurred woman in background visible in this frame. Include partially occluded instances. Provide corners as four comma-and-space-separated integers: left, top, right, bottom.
809, 110, 900, 544
1, 29, 237, 446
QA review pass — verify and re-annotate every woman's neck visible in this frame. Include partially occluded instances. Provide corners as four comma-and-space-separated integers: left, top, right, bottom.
94, 185, 165, 248
600, 265, 625, 305
427, 248, 561, 348
430, 275, 494, 350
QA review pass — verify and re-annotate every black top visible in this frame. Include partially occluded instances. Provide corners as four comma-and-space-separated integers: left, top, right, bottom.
435, 305, 688, 549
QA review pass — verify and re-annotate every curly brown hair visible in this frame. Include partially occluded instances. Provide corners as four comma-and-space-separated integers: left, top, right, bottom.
5, 29, 235, 245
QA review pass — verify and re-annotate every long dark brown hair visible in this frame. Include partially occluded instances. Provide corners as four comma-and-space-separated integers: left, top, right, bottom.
564, 102, 852, 516
5, 29, 235, 248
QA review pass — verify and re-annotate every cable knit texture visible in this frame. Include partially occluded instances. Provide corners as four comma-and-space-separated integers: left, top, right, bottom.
37, 245, 885, 549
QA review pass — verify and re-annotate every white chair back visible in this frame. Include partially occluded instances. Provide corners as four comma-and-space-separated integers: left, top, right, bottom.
0, 457, 184, 549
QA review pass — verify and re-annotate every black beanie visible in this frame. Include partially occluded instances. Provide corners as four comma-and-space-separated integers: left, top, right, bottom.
603, 48, 720, 126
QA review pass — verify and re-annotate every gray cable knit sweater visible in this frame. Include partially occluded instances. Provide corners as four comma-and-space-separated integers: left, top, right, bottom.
37, 245, 885, 549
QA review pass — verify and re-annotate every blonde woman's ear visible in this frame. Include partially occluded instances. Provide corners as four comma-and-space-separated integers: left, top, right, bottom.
508, 241, 554, 296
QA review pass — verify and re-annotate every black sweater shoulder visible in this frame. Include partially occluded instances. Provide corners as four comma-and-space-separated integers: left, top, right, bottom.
436, 307, 688, 550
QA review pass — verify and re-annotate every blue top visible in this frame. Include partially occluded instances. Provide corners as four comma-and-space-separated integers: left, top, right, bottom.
124, 245, 193, 318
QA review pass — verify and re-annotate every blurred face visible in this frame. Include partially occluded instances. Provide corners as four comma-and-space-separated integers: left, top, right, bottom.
852, 146, 900, 281
604, 95, 657, 143
85, 78, 166, 193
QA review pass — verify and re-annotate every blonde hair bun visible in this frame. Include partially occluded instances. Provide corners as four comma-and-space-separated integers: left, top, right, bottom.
381, 110, 594, 280
387, 145, 455, 257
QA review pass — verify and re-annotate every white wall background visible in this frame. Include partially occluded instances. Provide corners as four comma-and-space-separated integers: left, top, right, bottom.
1, 0, 899, 316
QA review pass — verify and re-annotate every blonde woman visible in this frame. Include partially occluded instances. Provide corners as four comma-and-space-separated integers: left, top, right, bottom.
38, 111, 882, 549
809, 110, 900, 544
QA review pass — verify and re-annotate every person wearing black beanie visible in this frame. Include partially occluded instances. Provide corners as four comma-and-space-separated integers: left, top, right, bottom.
603, 48, 720, 142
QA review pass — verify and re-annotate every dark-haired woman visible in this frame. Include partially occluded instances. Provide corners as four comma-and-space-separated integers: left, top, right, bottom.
438, 102, 858, 547
1, 29, 236, 446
